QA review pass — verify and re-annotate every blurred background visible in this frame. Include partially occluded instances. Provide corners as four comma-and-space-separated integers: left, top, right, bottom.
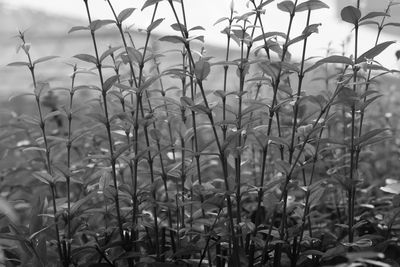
1, 0, 400, 98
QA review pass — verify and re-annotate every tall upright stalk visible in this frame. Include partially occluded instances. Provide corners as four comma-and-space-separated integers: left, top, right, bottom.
355, 1, 391, 166
17, 32, 65, 266
167, 0, 240, 264
248, 2, 298, 264
348, 0, 361, 245
82, 0, 124, 241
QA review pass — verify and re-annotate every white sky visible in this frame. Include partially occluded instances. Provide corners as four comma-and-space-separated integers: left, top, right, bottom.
2, 0, 400, 68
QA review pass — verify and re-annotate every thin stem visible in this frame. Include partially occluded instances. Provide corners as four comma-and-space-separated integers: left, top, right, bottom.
19, 32, 65, 266
83, 0, 124, 241
348, 0, 360, 244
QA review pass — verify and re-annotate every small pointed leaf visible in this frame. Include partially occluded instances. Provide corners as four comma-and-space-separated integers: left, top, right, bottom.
159, 35, 186, 44
147, 18, 165, 32
142, 0, 163, 11
90, 19, 115, 32
194, 59, 211, 81
68, 26, 89, 34
103, 75, 120, 92
33, 56, 58, 66
360, 11, 389, 22
356, 41, 395, 63
296, 0, 329, 12
100, 46, 122, 63
277, 1, 295, 13
7, 61, 30, 67
305, 55, 353, 73
117, 8, 136, 23
180, 96, 194, 107
73, 54, 97, 64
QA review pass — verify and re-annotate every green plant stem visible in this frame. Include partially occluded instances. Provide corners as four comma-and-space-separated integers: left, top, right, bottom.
348, 0, 360, 245
166, 1, 239, 261
198, 207, 223, 266
112, 4, 162, 258
63, 65, 77, 265
19, 32, 65, 266
297, 66, 349, 257
106, 0, 138, 88
284, 9, 311, 266
221, 8, 234, 141
355, 1, 390, 167
83, 0, 124, 241
248, 2, 298, 264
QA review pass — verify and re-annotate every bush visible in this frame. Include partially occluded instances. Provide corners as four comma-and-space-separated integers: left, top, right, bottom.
1, 0, 400, 266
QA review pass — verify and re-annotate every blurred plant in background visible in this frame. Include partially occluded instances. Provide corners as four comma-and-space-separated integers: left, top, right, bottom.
1, 0, 400, 267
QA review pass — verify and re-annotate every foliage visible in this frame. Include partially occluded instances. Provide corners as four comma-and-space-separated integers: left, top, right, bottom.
1, 0, 400, 266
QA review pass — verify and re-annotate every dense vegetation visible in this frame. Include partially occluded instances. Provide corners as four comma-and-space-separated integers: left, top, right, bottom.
1, 0, 400, 266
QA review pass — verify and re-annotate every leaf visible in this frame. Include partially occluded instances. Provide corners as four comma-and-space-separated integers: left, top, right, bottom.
194, 59, 211, 81
253, 31, 287, 42
33, 56, 58, 66
117, 8, 136, 23
90, 19, 115, 31
34, 81, 49, 97
8, 92, 35, 101
180, 96, 194, 107
296, 0, 329, 12
341, 6, 361, 25
32, 172, 53, 185
0, 197, 18, 223
189, 104, 210, 115
305, 55, 353, 73
346, 252, 385, 261
44, 110, 62, 122
359, 20, 380, 27
73, 54, 97, 64
126, 46, 143, 64
356, 128, 388, 147
68, 26, 89, 34
100, 46, 122, 63
103, 75, 120, 92
356, 41, 395, 64
147, 18, 165, 32
86, 113, 107, 125
170, 22, 186, 32
70, 191, 96, 215
383, 22, 400, 29
309, 186, 325, 207
342, 239, 373, 248
277, 1, 295, 13
189, 25, 205, 31
142, 0, 163, 11
287, 35, 307, 47
380, 183, 400, 194
337, 87, 358, 107
214, 17, 229, 26
258, 61, 280, 80
149, 128, 162, 141
159, 35, 186, 44
7, 61, 30, 67
260, 0, 275, 9
97, 170, 110, 195
302, 23, 321, 36
19, 114, 40, 125
29, 195, 44, 236
360, 11, 389, 22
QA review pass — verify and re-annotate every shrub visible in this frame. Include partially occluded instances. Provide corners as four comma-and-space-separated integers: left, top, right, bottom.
1, 0, 400, 266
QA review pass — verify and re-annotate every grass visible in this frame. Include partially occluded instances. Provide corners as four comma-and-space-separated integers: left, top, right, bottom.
1, 0, 400, 266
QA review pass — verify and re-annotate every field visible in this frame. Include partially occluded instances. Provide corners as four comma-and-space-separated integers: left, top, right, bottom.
1, 1, 400, 267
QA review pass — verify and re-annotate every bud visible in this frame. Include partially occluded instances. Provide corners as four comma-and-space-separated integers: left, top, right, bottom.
230, 0, 235, 13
